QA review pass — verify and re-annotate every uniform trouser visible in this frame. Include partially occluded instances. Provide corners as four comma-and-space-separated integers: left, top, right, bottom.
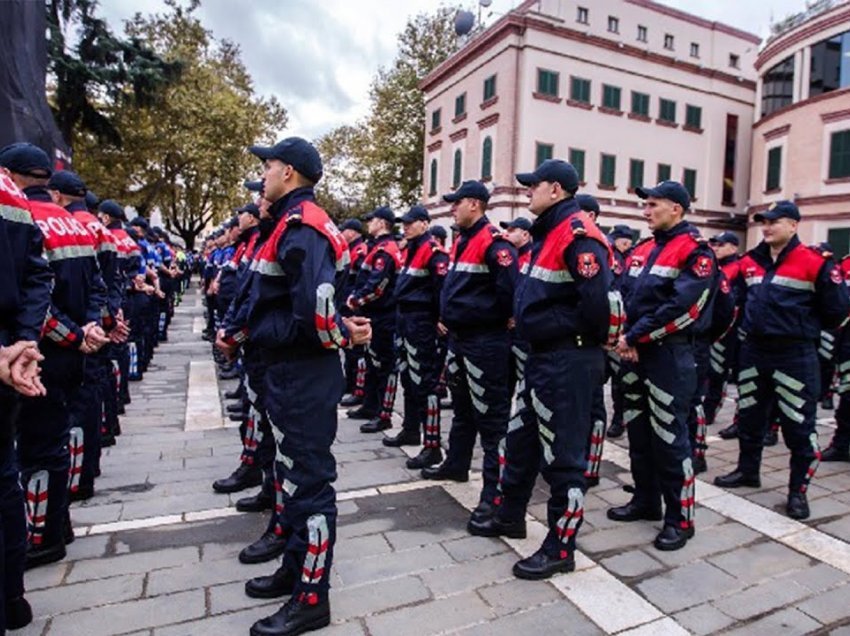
435, 335, 449, 398
607, 351, 625, 429
830, 331, 850, 451
68, 357, 106, 494
143, 294, 159, 363
687, 339, 712, 459
585, 384, 607, 482
343, 346, 365, 396
703, 329, 740, 426
623, 340, 696, 529
0, 391, 26, 630
496, 346, 604, 558
101, 349, 120, 439
240, 352, 276, 523
736, 341, 821, 493
818, 330, 837, 400
507, 334, 529, 398
443, 331, 511, 505
204, 290, 216, 333
362, 313, 396, 416
127, 293, 147, 380
264, 353, 343, 602
397, 312, 441, 447
18, 362, 78, 550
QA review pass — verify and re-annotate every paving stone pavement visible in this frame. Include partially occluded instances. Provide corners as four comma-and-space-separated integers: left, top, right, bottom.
18, 286, 850, 635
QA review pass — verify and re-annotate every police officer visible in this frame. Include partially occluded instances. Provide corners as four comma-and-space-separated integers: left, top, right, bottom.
469, 161, 616, 580
499, 217, 532, 395
431, 224, 448, 248
383, 205, 448, 469
338, 219, 369, 407
605, 224, 635, 439
422, 180, 518, 526
823, 251, 850, 463
0, 169, 52, 632
609, 181, 714, 551
1, 143, 109, 568
715, 201, 850, 519
238, 137, 370, 636
346, 207, 401, 433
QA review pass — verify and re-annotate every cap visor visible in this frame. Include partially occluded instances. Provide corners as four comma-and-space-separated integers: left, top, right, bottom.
248, 145, 274, 160
515, 172, 538, 186
442, 192, 462, 203
499, 221, 511, 229
634, 186, 660, 200
753, 211, 777, 222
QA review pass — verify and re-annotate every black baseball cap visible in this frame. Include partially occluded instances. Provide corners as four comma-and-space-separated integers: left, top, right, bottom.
0, 142, 52, 177
753, 200, 801, 222
499, 217, 532, 231
635, 181, 691, 210
98, 199, 127, 221
248, 137, 323, 184
364, 206, 396, 224
442, 180, 490, 203
709, 231, 740, 246
85, 190, 100, 211
398, 205, 430, 224
431, 225, 447, 240
47, 170, 87, 197
516, 159, 580, 191
129, 216, 150, 230
340, 218, 362, 232
576, 194, 600, 215
609, 224, 634, 240
243, 179, 264, 192
235, 202, 261, 219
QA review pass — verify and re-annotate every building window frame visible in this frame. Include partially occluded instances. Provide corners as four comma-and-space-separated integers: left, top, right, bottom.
690, 42, 700, 58
452, 148, 463, 189
685, 104, 702, 131
431, 108, 441, 132
570, 76, 591, 104
599, 153, 617, 190
683, 168, 697, 200
483, 74, 497, 102
535, 142, 554, 167
765, 145, 783, 192
729, 53, 740, 69
828, 129, 850, 180
454, 93, 467, 119
429, 158, 438, 196
577, 6, 589, 24
481, 136, 493, 181
629, 159, 644, 192
569, 148, 586, 184
658, 98, 677, 124
664, 34, 674, 50
630, 91, 650, 119
602, 84, 622, 111
637, 25, 648, 42
657, 163, 672, 183
608, 16, 619, 33
536, 68, 560, 98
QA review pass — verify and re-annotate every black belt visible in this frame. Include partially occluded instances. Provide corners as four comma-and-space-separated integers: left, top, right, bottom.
748, 335, 813, 347
529, 335, 597, 353
656, 333, 695, 345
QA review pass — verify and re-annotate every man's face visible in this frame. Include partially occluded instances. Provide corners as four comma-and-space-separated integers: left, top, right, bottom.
261, 159, 291, 202
367, 217, 386, 237
341, 228, 360, 244
527, 181, 560, 215
642, 197, 681, 232
238, 211, 258, 231
451, 198, 481, 229
505, 227, 530, 248
614, 237, 633, 253
761, 217, 797, 248
258, 196, 272, 219
710, 242, 738, 260
403, 219, 427, 240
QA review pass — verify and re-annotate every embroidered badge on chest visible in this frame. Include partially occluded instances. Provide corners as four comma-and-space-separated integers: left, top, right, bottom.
435, 261, 448, 276
496, 248, 513, 267
577, 252, 600, 278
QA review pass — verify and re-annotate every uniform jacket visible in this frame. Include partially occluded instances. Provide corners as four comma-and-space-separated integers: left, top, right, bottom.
342, 237, 368, 301
622, 220, 715, 346
349, 234, 401, 315
736, 236, 850, 341
0, 175, 52, 347
395, 230, 448, 314
513, 198, 616, 346
517, 242, 532, 275
440, 216, 518, 333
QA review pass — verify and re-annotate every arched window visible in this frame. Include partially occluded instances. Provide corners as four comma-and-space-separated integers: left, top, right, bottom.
429, 158, 438, 196
481, 137, 493, 180
453, 149, 463, 188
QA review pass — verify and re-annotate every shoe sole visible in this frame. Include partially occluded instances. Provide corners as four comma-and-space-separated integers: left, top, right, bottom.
422, 474, 469, 483
467, 522, 527, 539
239, 545, 288, 565
654, 538, 689, 551
512, 560, 575, 580
713, 481, 760, 489
212, 482, 262, 494
406, 460, 440, 469
235, 504, 273, 513
606, 512, 663, 522
250, 615, 330, 636
244, 583, 292, 599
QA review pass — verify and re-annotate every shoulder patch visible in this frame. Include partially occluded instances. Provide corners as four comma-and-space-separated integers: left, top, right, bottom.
692, 255, 713, 278
577, 252, 600, 278
495, 248, 514, 267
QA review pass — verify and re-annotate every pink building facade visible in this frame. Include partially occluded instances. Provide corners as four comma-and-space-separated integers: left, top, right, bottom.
420, 0, 760, 241
747, 1, 850, 253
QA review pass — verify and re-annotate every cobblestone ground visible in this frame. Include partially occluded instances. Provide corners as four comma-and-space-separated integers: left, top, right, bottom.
18, 287, 850, 635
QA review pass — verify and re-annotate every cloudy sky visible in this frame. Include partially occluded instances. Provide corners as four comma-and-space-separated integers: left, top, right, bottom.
97, 0, 807, 140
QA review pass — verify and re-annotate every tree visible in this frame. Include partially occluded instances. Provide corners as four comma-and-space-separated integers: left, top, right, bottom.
71, 1, 286, 249
46, 0, 181, 146
318, 8, 457, 214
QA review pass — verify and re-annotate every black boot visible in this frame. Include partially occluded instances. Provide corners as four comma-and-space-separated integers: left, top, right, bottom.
245, 566, 296, 599
25, 542, 66, 570
359, 417, 391, 433
405, 447, 442, 470
763, 428, 779, 447
421, 463, 468, 482
236, 490, 274, 513
512, 548, 575, 580
219, 367, 240, 380
787, 491, 810, 520
692, 455, 707, 475
226, 402, 244, 414
468, 515, 527, 538
250, 596, 331, 636
239, 532, 288, 564
5, 596, 32, 630
718, 423, 738, 439
713, 470, 761, 488
346, 406, 376, 420
607, 500, 662, 522
69, 485, 94, 502
654, 524, 694, 551
607, 422, 625, 439
382, 429, 420, 447
821, 445, 850, 462
339, 393, 362, 407
212, 464, 262, 494
225, 387, 243, 400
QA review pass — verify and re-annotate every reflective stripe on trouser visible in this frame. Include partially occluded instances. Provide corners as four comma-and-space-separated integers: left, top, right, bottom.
398, 312, 442, 446
361, 313, 396, 415
687, 339, 711, 459
818, 330, 838, 400
703, 329, 739, 426
830, 331, 850, 450
443, 331, 511, 505
584, 383, 607, 481
497, 347, 604, 558
736, 341, 821, 493
623, 341, 696, 530
264, 353, 343, 600
67, 359, 105, 492
18, 372, 73, 549
343, 345, 365, 395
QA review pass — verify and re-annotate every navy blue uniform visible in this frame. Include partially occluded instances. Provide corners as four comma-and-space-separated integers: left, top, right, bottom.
731, 237, 850, 493
703, 255, 742, 425
438, 216, 518, 505
497, 199, 615, 560
620, 221, 715, 531
341, 238, 368, 397
825, 256, 850, 458
243, 187, 350, 602
0, 178, 52, 629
